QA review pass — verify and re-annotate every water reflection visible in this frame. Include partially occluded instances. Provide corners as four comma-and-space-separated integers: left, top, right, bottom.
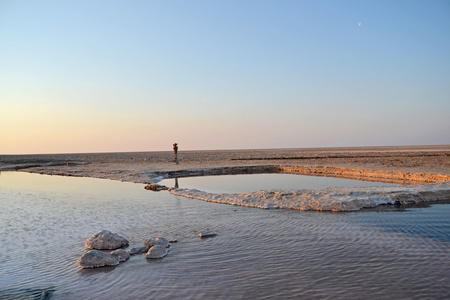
78, 265, 117, 276
160, 173, 399, 194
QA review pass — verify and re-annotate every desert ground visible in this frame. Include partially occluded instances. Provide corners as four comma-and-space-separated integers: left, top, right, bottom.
2, 145, 450, 181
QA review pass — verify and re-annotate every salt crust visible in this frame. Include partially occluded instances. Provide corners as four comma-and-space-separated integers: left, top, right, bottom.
77, 250, 120, 269
169, 182, 450, 212
144, 237, 170, 248
78, 236, 171, 268
126, 246, 150, 255
111, 249, 130, 262
146, 245, 169, 259
85, 230, 129, 250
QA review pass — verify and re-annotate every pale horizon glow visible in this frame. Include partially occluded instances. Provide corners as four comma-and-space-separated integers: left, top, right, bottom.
1, 1, 449, 154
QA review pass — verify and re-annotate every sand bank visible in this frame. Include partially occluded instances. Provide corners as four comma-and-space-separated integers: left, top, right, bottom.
1, 145, 450, 211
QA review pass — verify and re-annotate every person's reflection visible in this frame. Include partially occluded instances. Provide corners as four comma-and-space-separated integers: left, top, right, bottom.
174, 177, 179, 188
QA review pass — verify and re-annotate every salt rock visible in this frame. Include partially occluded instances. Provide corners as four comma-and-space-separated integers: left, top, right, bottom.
146, 245, 169, 259
85, 230, 129, 250
144, 237, 170, 248
199, 232, 217, 238
111, 249, 130, 262
145, 184, 168, 191
126, 246, 150, 255
77, 250, 120, 269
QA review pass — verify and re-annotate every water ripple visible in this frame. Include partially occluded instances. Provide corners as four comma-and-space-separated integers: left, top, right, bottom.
0, 172, 449, 299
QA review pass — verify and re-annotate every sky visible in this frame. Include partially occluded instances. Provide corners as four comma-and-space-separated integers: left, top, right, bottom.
1, 0, 449, 154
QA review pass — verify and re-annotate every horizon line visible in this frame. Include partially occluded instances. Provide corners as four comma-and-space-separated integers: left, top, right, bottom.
2, 144, 450, 156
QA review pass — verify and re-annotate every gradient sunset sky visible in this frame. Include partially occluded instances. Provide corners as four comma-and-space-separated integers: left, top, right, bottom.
1, 0, 449, 154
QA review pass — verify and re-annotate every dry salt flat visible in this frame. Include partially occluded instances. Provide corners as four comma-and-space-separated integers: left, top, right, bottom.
1, 145, 450, 211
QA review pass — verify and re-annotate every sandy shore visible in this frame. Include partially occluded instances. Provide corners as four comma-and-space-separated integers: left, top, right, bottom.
2, 145, 450, 211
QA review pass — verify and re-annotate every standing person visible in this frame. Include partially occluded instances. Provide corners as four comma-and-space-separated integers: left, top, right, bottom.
173, 143, 178, 164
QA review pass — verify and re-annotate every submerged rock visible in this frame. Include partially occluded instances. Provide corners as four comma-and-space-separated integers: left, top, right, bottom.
126, 246, 150, 255
77, 250, 120, 269
144, 237, 170, 248
146, 245, 169, 259
111, 249, 130, 262
0, 287, 55, 300
85, 230, 129, 250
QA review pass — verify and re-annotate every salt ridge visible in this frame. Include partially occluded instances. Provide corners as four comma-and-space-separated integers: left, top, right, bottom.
168, 182, 450, 212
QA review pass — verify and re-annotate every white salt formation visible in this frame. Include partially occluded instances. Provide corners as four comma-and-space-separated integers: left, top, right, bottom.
78, 233, 173, 268
146, 245, 170, 259
126, 246, 150, 255
85, 230, 129, 250
77, 250, 120, 269
144, 237, 170, 248
77, 249, 131, 269
145, 237, 171, 259
111, 249, 130, 262
169, 181, 450, 212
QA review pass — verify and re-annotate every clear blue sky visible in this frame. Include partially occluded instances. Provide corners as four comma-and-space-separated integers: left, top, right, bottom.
1, 0, 449, 154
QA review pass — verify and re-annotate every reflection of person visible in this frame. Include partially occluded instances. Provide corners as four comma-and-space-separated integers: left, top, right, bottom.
173, 143, 178, 164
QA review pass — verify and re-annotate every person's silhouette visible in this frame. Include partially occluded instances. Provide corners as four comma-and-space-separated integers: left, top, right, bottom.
173, 143, 178, 164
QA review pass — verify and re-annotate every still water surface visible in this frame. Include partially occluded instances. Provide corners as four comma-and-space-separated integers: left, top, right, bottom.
159, 173, 398, 194
0, 172, 449, 299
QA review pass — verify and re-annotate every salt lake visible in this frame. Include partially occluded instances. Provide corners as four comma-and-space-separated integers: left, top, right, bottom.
0, 171, 449, 299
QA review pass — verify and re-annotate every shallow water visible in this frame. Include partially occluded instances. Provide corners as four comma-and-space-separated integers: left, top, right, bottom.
159, 173, 398, 194
0, 171, 449, 299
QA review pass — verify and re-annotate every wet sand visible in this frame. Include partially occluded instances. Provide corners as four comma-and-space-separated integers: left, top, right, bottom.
2, 145, 450, 211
